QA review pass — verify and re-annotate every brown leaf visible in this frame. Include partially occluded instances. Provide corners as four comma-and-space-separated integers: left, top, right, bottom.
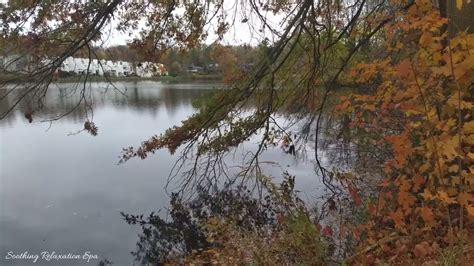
413, 242, 431, 257
396, 59, 413, 78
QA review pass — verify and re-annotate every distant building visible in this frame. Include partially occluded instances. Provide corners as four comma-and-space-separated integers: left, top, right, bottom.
116, 61, 133, 76
60, 57, 91, 74
2, 54, 167, 78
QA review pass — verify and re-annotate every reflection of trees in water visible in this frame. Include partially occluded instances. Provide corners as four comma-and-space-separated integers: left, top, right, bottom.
316, 112, 389, 186
122, 186, 270, 264
0, 84, 209, 125
0, 91, 17, 126
122, 174, 307, 265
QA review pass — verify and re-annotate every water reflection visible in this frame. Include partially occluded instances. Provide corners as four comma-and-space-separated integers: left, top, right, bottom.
0, 81, 322, 265
0, 82, 218, 266
0, 82, 216, 127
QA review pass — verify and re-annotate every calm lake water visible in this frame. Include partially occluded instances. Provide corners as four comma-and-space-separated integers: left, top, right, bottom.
0, 81, 323, 265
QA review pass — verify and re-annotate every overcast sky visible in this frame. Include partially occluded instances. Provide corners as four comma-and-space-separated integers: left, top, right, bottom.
104, 1, 285, 47
0, 0, 285, 47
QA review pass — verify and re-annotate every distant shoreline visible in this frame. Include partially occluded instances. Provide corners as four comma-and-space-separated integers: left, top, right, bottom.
0, 73, 223, 84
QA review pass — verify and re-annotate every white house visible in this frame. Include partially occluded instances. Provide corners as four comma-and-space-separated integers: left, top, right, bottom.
103, 60, 117, 76
73, 58, 87, 74
4, 55, 167, 77
116, 61, 124, 76
99, 59, 110, 75
91, 59, 104, 76
59, 57, 98, 74
59, 57, 74, 73
119, 61, 133, 76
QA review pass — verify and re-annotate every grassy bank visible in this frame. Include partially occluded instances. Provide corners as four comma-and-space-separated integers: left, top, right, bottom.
157, 73, 223, 83
0, 73, 29, 82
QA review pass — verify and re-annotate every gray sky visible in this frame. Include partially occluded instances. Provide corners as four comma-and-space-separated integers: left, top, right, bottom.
105, 1, 285, 47
0, 0, 285, 47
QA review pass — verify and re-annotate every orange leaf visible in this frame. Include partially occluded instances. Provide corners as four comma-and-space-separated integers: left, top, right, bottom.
458, 192, 473, 206
413, 175, 424, 191
421, 189, 434, 200
467, 205, 474, 217
420, 206, 434, 224
399, 189, 415, 211
419, 33, 432, 47
368, 202, 377, 216
385, 134, 413, 167
390, 208, 404, 228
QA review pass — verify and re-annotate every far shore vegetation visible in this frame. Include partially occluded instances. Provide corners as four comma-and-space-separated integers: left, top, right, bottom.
0, 72, 223, 83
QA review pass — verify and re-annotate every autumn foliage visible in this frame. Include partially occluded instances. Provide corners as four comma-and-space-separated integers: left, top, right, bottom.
117, 1, 474, 264
1, 0, 473, 264
333, 1, 474, 264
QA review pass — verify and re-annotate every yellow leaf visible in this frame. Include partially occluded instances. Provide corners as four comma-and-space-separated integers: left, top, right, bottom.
443, 119, 457, 131
453, 57, 474, 80
431, 65, 451, 77
440, 135, 459, 159
456, 0, 464, 10
421, 189, 434, 200
419, 33, 432, 47
438, 191, 456, 204
448, 164, 459, 173
419, 163, 430, 173
447, 94, 474, 109
465, 121, 474, 134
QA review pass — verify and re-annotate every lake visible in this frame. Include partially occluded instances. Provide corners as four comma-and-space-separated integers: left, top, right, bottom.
0, 81, 323, 265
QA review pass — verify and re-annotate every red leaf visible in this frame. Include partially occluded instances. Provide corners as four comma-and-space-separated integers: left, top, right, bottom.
348, 184, 362, 206
322, 226, 333, 237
